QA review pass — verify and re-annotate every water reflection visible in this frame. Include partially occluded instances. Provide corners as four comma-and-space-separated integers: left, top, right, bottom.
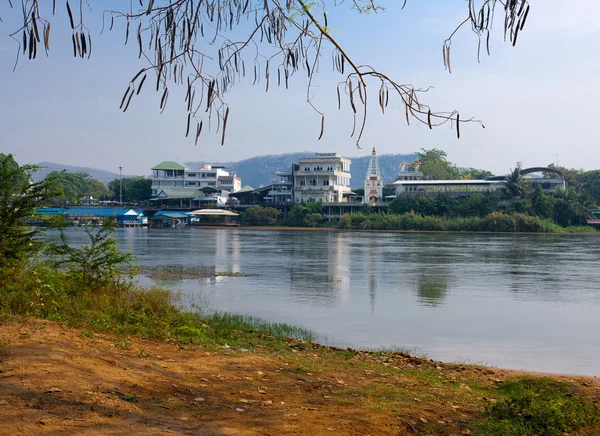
56, 228, 600, 374
415, 269, 449, 307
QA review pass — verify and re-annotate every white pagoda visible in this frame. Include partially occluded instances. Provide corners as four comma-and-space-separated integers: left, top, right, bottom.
363, 146, 383, 203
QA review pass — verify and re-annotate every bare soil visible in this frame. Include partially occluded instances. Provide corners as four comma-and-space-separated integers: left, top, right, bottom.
0, 320, 598, 435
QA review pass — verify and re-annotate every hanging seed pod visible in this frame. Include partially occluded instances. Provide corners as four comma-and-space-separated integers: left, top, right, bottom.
456, 113, 460, 139
120, 85, 131, 109
136, 74, 147, 95
221, 107, 229, 145
185, 112, 191, 137
318, 114, 324, 140
66, 1, 74, 29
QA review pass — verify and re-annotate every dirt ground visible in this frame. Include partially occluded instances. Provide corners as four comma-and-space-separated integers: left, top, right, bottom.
0, 320, 598, 436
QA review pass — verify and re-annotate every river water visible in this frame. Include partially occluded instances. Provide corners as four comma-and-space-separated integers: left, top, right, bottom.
82, 228, 600, 375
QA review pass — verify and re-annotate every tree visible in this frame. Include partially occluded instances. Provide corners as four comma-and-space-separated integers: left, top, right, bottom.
501, 168, 528, 201
107, 177, 152, 204
242, 206, 281, 226
417, 148, 459, 180
0, 154, 60, 269
45, 170, 91, 204
3, 1, 530, 145
50, 219, 132, 288
531, 185, 555, 219
461, 168, 494, 180
85, 179, 110, 200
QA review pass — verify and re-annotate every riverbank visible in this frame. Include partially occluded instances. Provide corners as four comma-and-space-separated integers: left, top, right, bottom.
2, 263, 599, 435
1, 320, 599, 436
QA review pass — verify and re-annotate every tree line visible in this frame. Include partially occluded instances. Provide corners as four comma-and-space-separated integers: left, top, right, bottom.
33, 166, 152, 205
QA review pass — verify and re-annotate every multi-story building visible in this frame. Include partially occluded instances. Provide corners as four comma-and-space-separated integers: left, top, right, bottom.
264, 170, 294, 204
364, 146, 383, 203
293, 153, 352, 203
151, 161, 241, 206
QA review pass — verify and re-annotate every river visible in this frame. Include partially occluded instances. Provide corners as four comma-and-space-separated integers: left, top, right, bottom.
78, 227, 600, 375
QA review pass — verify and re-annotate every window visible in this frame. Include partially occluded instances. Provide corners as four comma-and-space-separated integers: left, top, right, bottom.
188, 173, 196, 177
300, 180, 305, 186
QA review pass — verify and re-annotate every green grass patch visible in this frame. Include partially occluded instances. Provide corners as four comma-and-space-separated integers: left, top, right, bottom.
134, 265, 262, 280
0, 261, 315, 352
471, 377, 600, 435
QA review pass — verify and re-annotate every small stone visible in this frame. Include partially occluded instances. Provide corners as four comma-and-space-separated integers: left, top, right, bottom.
236, 408, 244, 412
239, 399, 249, 403
461, 430, 471, 435
419, 417, 427, 423
258, 387, 267, 394
257, 371, 264, 376
262, 400, 272, 406
194, 397, 205, 402
0, 400, 8, 405
179, 417, 188, 421
46, 388, 61, 393
38, 418, 51, 425
413, 397, 421, 402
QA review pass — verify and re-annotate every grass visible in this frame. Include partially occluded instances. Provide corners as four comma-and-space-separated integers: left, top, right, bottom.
471, 377, 600, 435
133, 265, 262, 280
0, 261, 314, 351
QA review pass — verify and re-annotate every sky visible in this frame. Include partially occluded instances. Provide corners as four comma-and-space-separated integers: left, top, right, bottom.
0, 0, 599, 177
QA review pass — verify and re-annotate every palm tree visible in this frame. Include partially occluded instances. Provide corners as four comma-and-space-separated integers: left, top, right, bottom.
501, 168, 527, 200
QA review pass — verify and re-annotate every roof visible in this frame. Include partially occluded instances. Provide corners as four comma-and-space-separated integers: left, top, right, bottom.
236, 186, 255, 193
36, 208, 143, 217
152, 211, 190, 219
151, 161, 189, 171
189, 209, 239, 216
152, 188, 198, 199
393, 180, 502, 185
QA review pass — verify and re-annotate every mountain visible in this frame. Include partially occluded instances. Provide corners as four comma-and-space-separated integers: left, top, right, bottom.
34, 151, 419, 189
187, 152, 419, 188
33, 162, 132, 185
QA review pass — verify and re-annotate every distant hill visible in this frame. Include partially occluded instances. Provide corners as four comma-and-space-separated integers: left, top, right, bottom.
187, 152, 419, 188
33, 162, 132, 185
35, 151, 419, 189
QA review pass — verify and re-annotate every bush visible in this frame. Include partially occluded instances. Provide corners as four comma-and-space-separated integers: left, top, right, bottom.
482, 377, 600, 436
242, 206, 281, 226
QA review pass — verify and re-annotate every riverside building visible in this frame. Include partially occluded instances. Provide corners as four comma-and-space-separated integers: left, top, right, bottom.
293, 153, 352, 203
151, 161, 241, 207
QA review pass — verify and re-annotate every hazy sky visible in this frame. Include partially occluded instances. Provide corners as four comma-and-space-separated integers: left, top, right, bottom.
1, 0, 599, 176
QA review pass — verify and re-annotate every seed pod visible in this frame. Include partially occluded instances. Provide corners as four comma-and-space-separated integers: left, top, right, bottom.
185, 113, 191, 137
456, 113, 460, 139
318, 114, 324, 140
120, 86, 131, 109
71, 33, 76, 57
221, 107, 229, 146
66, 1, 74, 29
132, 74, 145, 96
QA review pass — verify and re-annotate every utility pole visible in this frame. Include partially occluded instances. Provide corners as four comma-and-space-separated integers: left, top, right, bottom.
118, 166, 124, 205
554, 154, 563, 167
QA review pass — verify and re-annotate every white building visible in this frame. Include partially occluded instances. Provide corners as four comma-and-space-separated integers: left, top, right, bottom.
363, 146, 383, 203
293, 153, 352, 203
151, 161, 241, 206
264, 171, 294, 204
